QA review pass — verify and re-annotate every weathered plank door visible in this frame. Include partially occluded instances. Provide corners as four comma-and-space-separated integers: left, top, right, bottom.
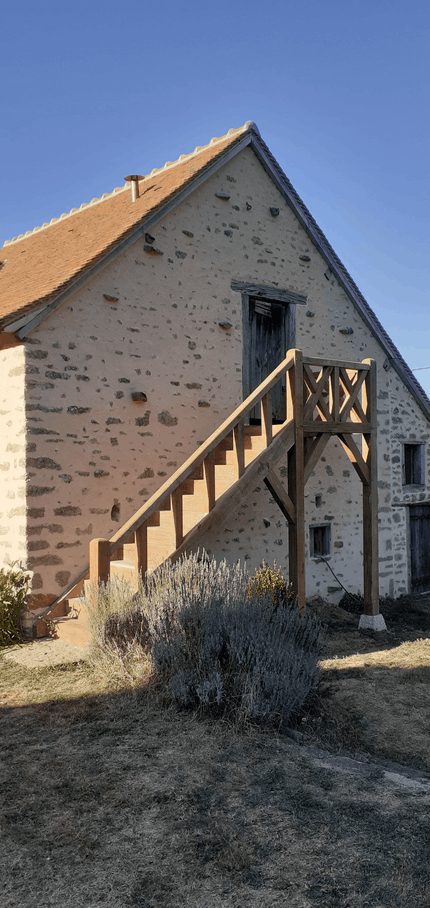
409, 504, 430, 592
244, 298, 290, 422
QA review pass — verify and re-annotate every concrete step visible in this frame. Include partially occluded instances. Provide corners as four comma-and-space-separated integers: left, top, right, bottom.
50, 597, 92, 648
35, 599, 68, 638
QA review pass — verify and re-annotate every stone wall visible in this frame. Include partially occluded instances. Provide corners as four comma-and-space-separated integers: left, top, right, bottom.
10, 144, 430, 610
0, 337, 27, 575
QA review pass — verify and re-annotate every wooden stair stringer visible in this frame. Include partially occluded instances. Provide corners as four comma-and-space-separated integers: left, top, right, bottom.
161, 418, 295, 568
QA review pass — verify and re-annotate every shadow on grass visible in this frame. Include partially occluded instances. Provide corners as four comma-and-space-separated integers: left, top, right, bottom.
292, 660, 430, 773
2, 679, 429, 908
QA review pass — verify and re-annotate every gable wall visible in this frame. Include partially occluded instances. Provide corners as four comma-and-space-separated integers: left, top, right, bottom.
16, 145, 430, 611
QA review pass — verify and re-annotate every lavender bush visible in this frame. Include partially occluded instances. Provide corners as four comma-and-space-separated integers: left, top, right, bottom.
142, 552, 323, 732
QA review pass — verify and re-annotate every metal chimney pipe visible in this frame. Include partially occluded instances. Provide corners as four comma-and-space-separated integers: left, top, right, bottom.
124, 174, 144, 203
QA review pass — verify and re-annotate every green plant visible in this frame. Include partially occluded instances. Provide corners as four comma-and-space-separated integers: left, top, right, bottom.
247, 560, 295, 615
0, 562, 30, 647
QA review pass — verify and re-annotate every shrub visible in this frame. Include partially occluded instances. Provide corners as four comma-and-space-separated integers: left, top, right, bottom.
83, 576, 150, 686
103, 608, 150, 653
141, 552, 323, 733
0, 562, 30, 647
247, 560, 295, 616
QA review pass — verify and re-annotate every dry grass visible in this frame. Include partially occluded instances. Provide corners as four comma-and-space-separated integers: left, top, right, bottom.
295, 596, 430, 772
1, 593, 430, 908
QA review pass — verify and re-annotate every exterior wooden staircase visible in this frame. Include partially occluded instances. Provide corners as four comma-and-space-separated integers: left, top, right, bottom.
35, 348, 381, 646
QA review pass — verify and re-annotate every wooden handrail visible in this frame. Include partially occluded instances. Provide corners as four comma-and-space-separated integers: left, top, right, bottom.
108, 348, 296, 554
303, 355, 371, 371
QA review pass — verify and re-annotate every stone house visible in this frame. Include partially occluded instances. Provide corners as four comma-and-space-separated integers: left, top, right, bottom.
1, 120, 430, 639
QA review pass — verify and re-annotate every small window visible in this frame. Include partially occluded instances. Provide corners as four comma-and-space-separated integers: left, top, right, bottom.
310, 524, 331, 558
404, 444, 425, 485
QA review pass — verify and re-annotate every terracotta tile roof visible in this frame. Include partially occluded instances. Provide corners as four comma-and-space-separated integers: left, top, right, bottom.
0, 123, 252, 324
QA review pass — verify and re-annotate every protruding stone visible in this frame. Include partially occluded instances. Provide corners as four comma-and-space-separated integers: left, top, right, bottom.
158, 410, 178, 426
144, 245, 163, 255
131, 391, 148, 402
54, 506, 82, 517
135, 412, 150, 427
270, 207, 279, 217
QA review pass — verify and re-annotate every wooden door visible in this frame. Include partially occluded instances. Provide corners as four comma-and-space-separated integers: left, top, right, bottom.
244, 298, 289, 422
409, 504, 430, 592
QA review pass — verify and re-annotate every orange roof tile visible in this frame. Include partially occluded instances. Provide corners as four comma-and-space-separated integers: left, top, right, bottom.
0, 123, 253, 325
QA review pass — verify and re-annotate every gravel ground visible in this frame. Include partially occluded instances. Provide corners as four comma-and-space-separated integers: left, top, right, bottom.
2, 638, 91, 668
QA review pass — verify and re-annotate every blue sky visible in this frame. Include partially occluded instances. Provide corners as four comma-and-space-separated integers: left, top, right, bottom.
2, 0, 430, 393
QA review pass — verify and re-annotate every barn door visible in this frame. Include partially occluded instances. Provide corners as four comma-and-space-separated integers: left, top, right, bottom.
244, 298, 290, 423
409, 504, 430, 592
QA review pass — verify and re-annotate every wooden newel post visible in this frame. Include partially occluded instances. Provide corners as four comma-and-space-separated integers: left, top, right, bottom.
362, 359, 379, 615
287, 350, 306, 614
89, 538, 110, 587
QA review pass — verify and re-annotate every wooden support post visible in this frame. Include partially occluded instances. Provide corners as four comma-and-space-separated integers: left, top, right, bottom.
287, 351, 306, 614
135, 522, 148, 581
261, 391, 273, 447
362, 359, 379, 615
330, 366, 340, 421
204, 453, 216, 512
171, 489, 184, 549
286, 352, 295, 422
89, 538, 110, 587
233, 421, 245, 479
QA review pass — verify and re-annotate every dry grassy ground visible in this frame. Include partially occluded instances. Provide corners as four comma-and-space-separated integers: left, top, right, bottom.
1, 595, 429, 908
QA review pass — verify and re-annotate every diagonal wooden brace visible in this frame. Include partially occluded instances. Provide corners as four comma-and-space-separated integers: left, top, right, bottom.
263, 468, 296, 524
339, 368, 366, 423
338, 433, 370, 485
303, 364, 332, 422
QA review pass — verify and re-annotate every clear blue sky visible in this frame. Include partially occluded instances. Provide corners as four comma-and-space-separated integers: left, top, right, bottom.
2, 0, 430, 394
